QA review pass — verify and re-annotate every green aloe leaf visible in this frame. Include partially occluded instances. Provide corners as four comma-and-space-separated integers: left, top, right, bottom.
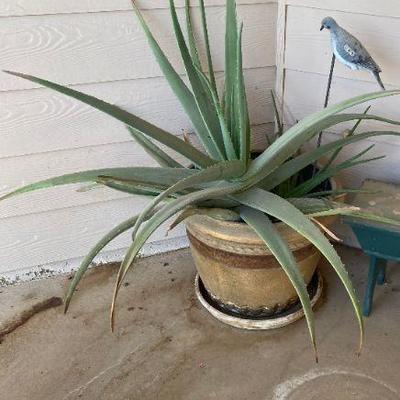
235, 23, 250, 164
127, 127, 183, 168
198, 0, 218, 98
64, 209, 158, 313
232, 187, 364, 354
258, 130, 400, 191
168, 206, 240, 232
184, 0, 201, 67
0, 167, 194, 202
169, 0, 225, 160
287, 197, 341, 215
304, 205, 400, 228
131, 159, 243, 245
197, 198, 239, 208
96, 177, 168, 197
319, 106, 371, 174
3, 70, 213, 168
244, 90, 400, 185
338, 211, 400, 227
271, 90, 284, 138
292, 198, 400, 227
290, 146, 385, 198
194, 64, 237, 160
110, 182, 243, 328
305, 189, 377, 198
224, 0, 238, 136
130, 1, 220, 161
240, 206, 317, 360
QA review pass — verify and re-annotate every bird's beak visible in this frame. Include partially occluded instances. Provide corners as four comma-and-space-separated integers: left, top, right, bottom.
320, 25, 325, 31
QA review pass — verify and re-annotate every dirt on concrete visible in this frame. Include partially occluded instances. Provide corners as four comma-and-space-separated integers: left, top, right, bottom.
0, 246, 400, 399
0, 296, 62, 341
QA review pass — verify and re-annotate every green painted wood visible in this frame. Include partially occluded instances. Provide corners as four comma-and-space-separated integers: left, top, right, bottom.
344, 179, 400, 316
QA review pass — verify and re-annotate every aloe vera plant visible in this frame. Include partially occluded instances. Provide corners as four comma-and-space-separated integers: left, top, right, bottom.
2, 0, 400, 358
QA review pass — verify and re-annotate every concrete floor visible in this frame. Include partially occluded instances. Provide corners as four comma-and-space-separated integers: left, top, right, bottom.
1, 245, 400, 400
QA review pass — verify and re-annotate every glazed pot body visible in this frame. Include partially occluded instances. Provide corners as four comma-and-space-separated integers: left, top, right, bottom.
186, 215, 321, 316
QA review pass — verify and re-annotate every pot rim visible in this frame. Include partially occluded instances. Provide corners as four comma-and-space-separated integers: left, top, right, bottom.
186, 215, 311, 250
186, 176, 344, 253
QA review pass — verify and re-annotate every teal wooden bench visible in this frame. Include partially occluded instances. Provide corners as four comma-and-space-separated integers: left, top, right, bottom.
343, 180, 400, 316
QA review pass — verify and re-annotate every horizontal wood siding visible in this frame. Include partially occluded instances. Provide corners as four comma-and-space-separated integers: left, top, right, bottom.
0, 1, 278, 273
1, 4, 276, 91
0, 197, 187, 274
285, 1, 400, 19
0, 1, 276, 16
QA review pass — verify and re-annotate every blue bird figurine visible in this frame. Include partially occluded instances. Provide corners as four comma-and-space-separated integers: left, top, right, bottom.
320, 17, 385, 90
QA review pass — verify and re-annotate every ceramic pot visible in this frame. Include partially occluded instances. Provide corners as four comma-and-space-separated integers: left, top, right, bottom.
186, 178, 344, 318
186, 216, 321, 317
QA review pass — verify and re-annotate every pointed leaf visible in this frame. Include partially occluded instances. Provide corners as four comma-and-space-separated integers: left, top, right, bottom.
271, 90, 284, 138
169, 0, 225, 160
127, 127, 183, 168
184, 0, 201, 67
110, 182, 243, 327
319, 106, 371, 174
258, 130, 400, 191
96, 177, 167, 197
235, 23, 250, 164
244, 91, 400, 185
64, 209, 158, 313
240, 206, 317, 359
199, 0, 218, 98
224, 0, 238, 135
233, 187, 364, 353
130, 1, 220, 161
194, 64, 237, 160
0, 167, 194, 202
290, 151, 385, 198
4, 70, 213, 168
305, 189, 377, 198
168, 206, 240, 232
131, 159, 243, 243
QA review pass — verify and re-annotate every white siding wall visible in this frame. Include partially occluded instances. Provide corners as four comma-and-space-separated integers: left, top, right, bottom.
276, 0, 400, 189
0, 0, 277, 278
275, 0, 400, 247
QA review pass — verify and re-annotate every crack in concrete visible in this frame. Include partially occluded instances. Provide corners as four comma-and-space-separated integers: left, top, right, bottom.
62, 343, 144, 400
61, 328, 177, 400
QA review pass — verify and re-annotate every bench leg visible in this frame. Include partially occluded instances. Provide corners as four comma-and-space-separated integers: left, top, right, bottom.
363, 257, 387, 316
377, 261, 387, 285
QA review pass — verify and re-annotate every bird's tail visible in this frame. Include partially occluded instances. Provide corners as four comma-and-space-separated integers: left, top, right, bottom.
373, 70, 385, 90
